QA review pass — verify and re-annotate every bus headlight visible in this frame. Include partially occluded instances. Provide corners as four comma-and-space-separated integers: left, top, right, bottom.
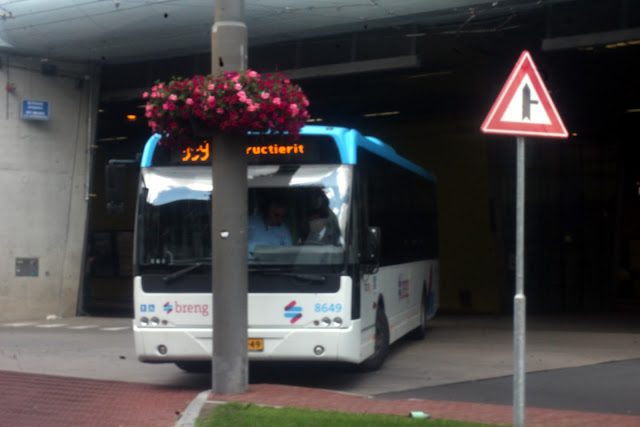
333, 317, 343, 326
313, 345, 325, 356
321, 317, 331, 326
140, 317, 149, 326
150, 317, 160, 326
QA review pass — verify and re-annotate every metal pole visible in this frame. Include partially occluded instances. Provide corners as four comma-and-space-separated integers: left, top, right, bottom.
210, 0, 249, 394
514, 136, 526, 426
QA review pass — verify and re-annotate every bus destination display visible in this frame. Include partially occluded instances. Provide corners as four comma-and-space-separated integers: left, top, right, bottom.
152, 135, 340, 166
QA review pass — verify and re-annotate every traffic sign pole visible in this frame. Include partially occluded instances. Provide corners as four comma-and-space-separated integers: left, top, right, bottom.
480, 50, 568, 427
514, 136, 526, 427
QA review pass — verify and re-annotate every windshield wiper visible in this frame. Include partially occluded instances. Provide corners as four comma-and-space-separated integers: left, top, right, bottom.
163, 259, 210, 283
249, 269, 326, 283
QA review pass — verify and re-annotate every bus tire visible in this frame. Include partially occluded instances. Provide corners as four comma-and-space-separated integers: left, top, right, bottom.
358, 306, 390, 371
408, 287, 428, 340
175, 361, 211, 373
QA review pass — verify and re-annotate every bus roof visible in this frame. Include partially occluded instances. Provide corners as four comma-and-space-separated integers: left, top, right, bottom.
141, 125, 435, 182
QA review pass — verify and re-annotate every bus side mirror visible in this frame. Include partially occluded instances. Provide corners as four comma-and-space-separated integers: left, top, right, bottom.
363, 226, 381, 273
106, 163, 126, 215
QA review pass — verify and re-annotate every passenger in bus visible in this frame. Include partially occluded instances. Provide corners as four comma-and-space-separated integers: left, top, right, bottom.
302, 194, 341, 246
248, 197, 292, 257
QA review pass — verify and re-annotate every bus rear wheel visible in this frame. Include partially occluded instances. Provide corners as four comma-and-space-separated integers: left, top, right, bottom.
358, 306, 390, 371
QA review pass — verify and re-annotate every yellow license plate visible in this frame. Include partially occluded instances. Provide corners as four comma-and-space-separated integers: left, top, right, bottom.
248, 338, 264, 352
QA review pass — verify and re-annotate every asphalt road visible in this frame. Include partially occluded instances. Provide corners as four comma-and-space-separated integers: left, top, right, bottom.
1, 313, 639, 415
377, 358, 640, 416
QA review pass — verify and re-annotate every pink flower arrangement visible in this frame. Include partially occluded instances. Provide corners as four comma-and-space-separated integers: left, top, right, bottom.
143, 70, 310, 151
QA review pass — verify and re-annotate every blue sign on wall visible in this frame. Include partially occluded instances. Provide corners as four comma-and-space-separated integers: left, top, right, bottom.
21, 100, 49, 120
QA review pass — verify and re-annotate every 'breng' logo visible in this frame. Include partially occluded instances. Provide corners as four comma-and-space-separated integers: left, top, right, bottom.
163, 302, 173, 314
284, 301, 302, 324
162, 301, 209, 316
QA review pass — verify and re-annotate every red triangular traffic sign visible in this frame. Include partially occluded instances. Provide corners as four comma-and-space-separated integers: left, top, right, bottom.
481, 50, 568, 138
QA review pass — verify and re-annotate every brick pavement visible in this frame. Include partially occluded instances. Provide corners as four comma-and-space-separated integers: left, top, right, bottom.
0, 370, 198, 427
3, 369, 640, 426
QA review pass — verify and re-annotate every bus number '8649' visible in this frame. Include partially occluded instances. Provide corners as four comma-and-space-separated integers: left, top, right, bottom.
315, 303, 342, 313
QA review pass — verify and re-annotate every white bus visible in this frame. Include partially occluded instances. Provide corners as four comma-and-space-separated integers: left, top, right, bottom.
122, 125, 438, 372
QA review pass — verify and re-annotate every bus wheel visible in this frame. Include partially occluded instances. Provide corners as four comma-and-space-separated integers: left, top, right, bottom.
408, 287, 428, 340
175, 361, 211, 373
358, 307, 390, 371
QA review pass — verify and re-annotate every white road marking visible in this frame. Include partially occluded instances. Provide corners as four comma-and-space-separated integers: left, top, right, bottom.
2, 322, 37, 327
2, 321, 130, 331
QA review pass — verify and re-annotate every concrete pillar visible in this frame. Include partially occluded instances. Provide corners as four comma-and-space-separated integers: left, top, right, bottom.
0, 56, 100, 321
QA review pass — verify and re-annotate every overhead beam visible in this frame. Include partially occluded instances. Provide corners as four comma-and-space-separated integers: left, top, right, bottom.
542, 27, 640, 51
277, 55, 419, 80
100, 55, 420, 102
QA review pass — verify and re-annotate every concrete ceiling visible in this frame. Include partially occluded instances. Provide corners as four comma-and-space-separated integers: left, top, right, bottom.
0, 0, 566, 64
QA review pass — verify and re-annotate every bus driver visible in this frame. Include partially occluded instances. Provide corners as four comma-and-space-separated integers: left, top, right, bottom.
248, 197, 292, 257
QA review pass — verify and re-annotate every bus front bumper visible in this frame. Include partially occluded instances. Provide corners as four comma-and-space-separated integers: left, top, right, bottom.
133, 320, 364, 364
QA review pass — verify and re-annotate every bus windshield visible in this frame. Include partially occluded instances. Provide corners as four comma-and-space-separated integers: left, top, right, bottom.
137, 165, 352, 272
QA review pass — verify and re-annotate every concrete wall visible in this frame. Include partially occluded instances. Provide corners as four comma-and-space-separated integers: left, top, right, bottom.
0, 55, 100, 321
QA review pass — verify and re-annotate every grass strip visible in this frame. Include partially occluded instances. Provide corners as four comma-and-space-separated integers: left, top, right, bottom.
196, 401, 501, 427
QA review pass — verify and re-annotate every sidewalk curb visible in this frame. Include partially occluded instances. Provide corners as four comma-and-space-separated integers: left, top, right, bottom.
175, 389, 211, 427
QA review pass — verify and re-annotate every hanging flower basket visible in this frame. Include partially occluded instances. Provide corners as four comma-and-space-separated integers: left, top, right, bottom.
143, 70, 310, 151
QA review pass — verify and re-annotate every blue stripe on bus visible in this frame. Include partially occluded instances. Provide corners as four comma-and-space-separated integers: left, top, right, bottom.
140, 133, 162, 167
356, 131, 436, 181
300, 125, 355, 164
301, 125, 434, 181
